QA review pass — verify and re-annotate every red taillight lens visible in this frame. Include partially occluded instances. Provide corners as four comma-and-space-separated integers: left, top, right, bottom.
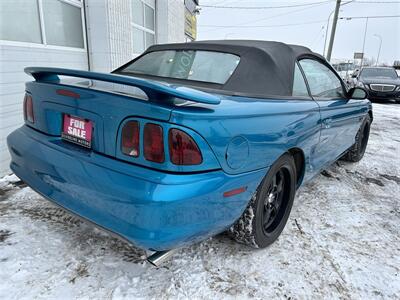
23, 94, 34, 123
144, 123, 165, 163
121, 121, 140, 157
168, 129, 202, 165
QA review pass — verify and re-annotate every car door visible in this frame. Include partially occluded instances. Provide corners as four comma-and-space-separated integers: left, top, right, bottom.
299, 58, 365, 170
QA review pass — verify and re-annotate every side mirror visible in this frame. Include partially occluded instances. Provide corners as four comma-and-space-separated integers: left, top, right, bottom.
348, 87, 368, 100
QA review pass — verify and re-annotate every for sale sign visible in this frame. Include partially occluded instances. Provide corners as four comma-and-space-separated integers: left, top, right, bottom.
61, 114, 93, 148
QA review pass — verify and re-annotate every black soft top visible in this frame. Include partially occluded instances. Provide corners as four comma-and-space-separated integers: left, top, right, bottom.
116, 40, 325, 98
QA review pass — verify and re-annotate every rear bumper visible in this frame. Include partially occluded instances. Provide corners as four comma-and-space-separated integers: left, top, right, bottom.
7, 126, 267, 251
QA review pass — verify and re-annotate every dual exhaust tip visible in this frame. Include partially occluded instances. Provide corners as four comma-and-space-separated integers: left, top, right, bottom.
146, 249, 177, 267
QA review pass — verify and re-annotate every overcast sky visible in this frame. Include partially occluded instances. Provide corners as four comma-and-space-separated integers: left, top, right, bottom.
197, 0, 400, 64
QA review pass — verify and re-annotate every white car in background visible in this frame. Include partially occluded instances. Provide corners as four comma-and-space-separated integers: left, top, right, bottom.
332, 61, 356, 86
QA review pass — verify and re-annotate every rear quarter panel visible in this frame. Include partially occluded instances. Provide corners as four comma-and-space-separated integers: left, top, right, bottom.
170, 96, 321, 182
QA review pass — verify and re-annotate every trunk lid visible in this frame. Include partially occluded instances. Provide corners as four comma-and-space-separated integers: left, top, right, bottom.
24, 67, 220, 158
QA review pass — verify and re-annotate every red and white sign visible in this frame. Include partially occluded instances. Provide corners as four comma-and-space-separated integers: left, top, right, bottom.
62, 115, 93, 148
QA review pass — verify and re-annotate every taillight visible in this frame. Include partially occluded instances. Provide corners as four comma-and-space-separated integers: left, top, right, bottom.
168, 128, 202, 165
56, 89, 80, 98
121, 121, 139, 157
23, 94, 34, 123
144, 123, 165, 163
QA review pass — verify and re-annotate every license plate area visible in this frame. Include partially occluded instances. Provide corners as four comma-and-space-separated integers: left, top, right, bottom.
61, 114, 93, 148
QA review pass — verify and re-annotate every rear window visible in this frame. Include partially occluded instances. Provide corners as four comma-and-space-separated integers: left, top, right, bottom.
119, 50, 241, 84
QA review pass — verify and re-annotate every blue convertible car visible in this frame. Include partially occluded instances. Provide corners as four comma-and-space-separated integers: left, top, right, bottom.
7, 40, 372, 263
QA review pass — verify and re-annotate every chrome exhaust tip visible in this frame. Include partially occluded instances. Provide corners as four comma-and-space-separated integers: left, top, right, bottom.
147, 249, 177, 267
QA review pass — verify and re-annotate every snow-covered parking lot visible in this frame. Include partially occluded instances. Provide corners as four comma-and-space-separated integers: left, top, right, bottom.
0, 103, 399, 299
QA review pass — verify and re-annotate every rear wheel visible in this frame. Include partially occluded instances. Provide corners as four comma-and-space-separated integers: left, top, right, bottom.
228, 153, 296, 248
342, 115, 371, 162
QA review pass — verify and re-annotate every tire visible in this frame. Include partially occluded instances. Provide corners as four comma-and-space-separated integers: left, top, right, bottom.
228, 153, 297, 248
342, 115, 371, 162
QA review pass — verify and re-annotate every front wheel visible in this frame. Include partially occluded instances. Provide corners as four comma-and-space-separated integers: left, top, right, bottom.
228, 153, 296, 248
341, 115, 371, 162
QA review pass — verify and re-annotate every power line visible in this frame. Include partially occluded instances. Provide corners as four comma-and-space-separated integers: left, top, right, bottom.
353, 1, 400, 3
199, 20, 326, 28
198, 0, 400, 9
201, 1, 330, 33
340, 14, 400, 18
199, 1, 334, 9
198, 14, 400, 32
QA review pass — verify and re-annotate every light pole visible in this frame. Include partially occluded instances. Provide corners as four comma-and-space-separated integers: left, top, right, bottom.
340, 15, 400, 66
373, 34, 382, 66
323, 0, 354, 60
323, 0, 354, 59
326, 0, 341, 61
361, 17, 369, 67
342, 16, 370, 67
323, 10, 335, 56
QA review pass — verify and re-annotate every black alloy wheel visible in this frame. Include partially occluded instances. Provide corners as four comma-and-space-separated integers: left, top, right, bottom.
262, 168, 291, 235
228, 153, 297, 248
342, 115, 371, 162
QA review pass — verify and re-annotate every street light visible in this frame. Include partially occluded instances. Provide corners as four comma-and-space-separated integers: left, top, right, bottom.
323, 10, 336, 56
341, 16, 369, 67
323, 0, 354, 58
340, 15, 400, 66
373, 34, 382, 66
361, 17, 369, 67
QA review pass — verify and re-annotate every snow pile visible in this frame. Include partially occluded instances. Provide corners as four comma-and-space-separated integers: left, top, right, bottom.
0, 103, 399, 299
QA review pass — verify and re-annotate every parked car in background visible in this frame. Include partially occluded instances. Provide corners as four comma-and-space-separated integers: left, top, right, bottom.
393, 61, 400, 77
332, 61, 356, 86
7, 40, 372, 262
356, 67, 400, 102
349, 68, 360, 87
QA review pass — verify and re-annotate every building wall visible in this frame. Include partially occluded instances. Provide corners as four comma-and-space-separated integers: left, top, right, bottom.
168, 0, 186, 42
157, 0, 185, 44
0, 44, 88, 176
108, 0, 134, 70
85, 0, 134, 72
87, 0, 186, 73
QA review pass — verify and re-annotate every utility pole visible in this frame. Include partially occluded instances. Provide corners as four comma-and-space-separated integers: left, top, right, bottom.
323, 1, 353, 57
326, 0, 341, 61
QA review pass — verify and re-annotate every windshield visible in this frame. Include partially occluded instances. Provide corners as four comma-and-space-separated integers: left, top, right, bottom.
118, 50, 241, 84
360, 68, 397, 79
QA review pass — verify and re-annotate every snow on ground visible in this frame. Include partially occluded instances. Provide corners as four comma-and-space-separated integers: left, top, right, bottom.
0, 103, 399, 299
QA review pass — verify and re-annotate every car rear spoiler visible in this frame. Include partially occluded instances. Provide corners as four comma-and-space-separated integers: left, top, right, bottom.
24, 67, 221, 105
